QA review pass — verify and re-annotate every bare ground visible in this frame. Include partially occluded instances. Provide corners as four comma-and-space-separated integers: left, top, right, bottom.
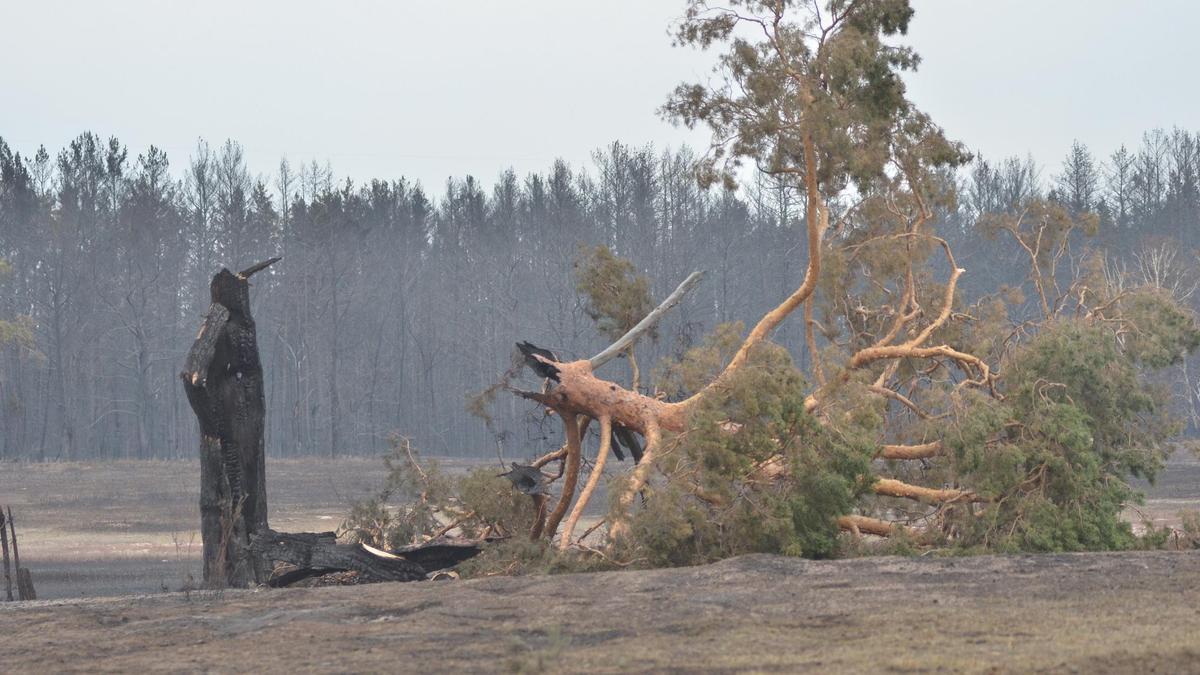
1, 454, 1199, 672
2, 456, 478, 598
2, 551, 1200, 673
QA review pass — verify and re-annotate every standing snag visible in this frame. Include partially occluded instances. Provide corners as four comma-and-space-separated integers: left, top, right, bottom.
182, 259, 278, 586
182, 258, 426, 587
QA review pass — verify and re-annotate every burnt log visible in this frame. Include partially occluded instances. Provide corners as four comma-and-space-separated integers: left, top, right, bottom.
250, 530, 426, 586
182, 259, 487, 587
392, 536, 494, 572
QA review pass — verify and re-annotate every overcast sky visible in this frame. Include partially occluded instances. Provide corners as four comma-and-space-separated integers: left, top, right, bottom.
2, 1, 1197, 193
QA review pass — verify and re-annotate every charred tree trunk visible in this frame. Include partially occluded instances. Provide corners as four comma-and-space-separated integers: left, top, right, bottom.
182, 259, 278, 587
182, 258, 427, 588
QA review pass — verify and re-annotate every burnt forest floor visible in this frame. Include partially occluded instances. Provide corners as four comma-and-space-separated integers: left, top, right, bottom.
1, 550, 1199, 673
1, 454, 1199, 672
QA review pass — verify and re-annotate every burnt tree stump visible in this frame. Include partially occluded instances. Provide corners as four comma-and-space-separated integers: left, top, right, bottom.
181, 259, 277, 586
182, 259, 426, 587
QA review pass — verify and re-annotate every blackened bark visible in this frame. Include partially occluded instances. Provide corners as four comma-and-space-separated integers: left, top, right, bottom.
250, 530, 426, 586
182, 259, 278, 587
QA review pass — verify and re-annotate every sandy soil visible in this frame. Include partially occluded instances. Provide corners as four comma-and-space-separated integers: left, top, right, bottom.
1, 550, 1199, 673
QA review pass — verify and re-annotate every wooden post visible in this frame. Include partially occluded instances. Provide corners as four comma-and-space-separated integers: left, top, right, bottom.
7, 507, 33, 600
0, 507, 12, 601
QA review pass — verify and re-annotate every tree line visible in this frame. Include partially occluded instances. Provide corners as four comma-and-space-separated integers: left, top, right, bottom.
0, 129, 1197, 461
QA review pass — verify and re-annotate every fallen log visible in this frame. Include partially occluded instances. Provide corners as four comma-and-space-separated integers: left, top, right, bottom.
251, 530, 426, 587
391, 536, 494, 573
250, 531, 494, 586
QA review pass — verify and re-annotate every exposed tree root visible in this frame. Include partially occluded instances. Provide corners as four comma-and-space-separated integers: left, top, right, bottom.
607, 423, 660, 543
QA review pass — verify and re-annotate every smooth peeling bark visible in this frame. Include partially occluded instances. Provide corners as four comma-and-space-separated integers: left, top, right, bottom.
559, 416, 613, 550
837, 514, 903, 537
879, 441, 942, 460
542, 412, 582, 540
873, 478, 976, 503
534, 359, 677, 436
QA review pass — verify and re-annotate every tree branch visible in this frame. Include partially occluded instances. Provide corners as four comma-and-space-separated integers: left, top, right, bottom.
873, 478, 977, 503
879, 441, 942, 460
837, 514, 903, 537
590, 271, 705, 370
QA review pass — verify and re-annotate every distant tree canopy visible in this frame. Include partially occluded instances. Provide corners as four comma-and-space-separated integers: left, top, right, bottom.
1, 35, 1200, 466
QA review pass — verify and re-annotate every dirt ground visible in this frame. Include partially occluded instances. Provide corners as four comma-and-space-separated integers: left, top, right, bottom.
1, 454, 1199, 672
1, 551, 1198, 673
3, 455, 600, 599
2, 456, 496, 599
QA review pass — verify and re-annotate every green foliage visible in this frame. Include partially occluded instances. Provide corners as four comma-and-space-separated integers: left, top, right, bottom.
454, 467, 539, 539
667, 1, 966, 192
621, 330, 876, 565
457, 537, 615, 579
0, 259, 36, 355
654, 321, 745, 397
977, 199, 1098, 271
0, 314, 35, 353
1118, 289, 1200, 368
945, 315, 1200, 552
573, 244, 653, 342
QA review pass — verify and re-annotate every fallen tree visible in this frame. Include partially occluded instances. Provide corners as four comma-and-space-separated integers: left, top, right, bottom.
483, 0, 1200, 562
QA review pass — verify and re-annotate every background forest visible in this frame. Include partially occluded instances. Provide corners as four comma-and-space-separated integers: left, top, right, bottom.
0, 130, 1198, 462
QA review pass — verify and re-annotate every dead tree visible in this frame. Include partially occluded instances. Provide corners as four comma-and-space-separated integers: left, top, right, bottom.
181, 259, 277, 585
182, 259, 426, 587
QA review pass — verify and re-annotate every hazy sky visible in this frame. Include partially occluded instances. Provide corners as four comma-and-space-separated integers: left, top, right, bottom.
2, 1, 1197, 193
